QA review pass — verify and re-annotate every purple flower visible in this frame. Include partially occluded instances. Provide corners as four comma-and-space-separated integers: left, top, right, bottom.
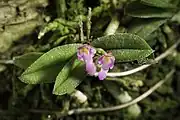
77, 45, 96, 75
98, 53, 115, 80
77, 45, 96, 62
86, 62, 96, 76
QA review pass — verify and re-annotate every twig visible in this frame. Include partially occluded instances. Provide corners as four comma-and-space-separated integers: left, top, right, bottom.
104, 15, 120, 36
56, 0, 67, 18
0, 60, 14, 64
94, 40, 180, 77
86, 7, 92, 41
79, 16, 84, 42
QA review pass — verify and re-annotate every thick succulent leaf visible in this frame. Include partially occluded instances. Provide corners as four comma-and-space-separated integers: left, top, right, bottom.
125, 1, 174, 18
92, 33, 153, 62
128, 18, 167, 39
19, 44, 81, 84
53, 62, 86, 95
13, 52, 43, 69
141, 0, 176, 8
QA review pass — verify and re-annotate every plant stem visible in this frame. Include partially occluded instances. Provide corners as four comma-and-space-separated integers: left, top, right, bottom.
104, 15, 120, 36
86, 7, 92, 41
79, 16, 84, 42
56, 0, 67, 18
0, 60, 14, 64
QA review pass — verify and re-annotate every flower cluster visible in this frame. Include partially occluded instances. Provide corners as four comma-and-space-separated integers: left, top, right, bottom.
77, 44, 115, 80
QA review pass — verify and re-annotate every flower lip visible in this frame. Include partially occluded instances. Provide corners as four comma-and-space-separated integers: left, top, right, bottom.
97, 53, 115, 80
98, 53, 115, 70
77, 44, 96, 62
86, 62, 96, 76
77, 44, 97, 76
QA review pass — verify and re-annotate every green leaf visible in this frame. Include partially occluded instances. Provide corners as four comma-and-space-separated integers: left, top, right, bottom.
19, 44, 81, 84
111, 49, 153, 62
53, 62, 86, 95
53, 57, 80, 94
141, 0, 176, 8
125, 1, 174, 18
13, 52, 43, 69
92, 33, 153, 62
175, 53, 180, 67
92, 33, 152, 49
128, 18, 167, 39
19, 64, 65, 84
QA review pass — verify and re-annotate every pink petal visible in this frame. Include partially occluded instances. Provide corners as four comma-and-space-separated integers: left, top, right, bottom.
109, 57, 115, 69
86, 62, 96, 76
98, 69, 108, 80
97, 56, 104, 65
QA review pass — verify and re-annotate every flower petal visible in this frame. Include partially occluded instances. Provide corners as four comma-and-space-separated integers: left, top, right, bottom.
98, 56, 104, 65
90, 47, 96, 56
98, 69, 108, 80
109, 57, 115, 69
86, 62, 96, 76
77, 44, 96, 63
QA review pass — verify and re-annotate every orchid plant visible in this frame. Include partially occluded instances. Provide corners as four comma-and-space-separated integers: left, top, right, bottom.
11, 0, 180, 100
0, 0, 178, 119
12, 1, 165, 96
14, 32, 154, 96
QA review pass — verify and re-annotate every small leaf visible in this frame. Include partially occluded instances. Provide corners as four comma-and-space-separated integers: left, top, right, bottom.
53, 57, 80, 94
19, 44, 81, 84
111, 49, 153, 62
92, 33, 153, 62
13, 52, 43, 69
141, 0, 176, 8
128, 18, 167, 39
53, 62, 86, 95
125, 1, 174, 18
